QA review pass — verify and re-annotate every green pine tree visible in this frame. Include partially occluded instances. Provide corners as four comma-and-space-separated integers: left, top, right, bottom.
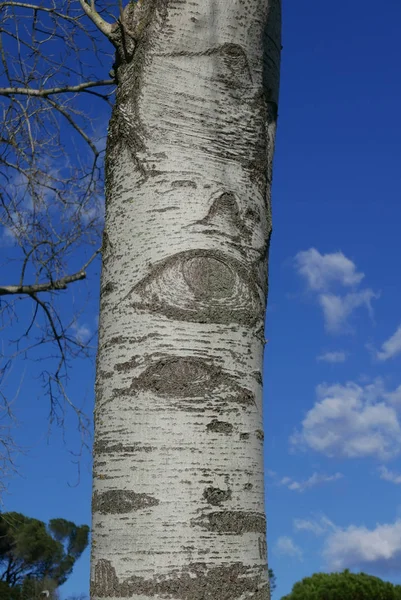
281, 569, 397, 600
0, 512, 89, 596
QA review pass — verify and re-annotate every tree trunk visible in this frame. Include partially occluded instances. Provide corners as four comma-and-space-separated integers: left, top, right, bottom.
90, 1, 281, 599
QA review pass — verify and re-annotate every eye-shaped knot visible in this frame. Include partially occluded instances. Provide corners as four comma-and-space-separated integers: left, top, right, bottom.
127, 249, 263, 325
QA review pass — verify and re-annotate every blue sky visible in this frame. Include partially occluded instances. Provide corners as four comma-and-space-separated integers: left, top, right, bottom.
2, 0, 401, 599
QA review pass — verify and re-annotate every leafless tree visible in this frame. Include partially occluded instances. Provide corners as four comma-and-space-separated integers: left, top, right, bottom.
0, 0, 116, 477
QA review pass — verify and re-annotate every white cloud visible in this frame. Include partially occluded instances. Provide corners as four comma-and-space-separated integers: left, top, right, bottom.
294, 248, 378, 334
1, 225, 18, 246
279, 472, 343, 493
378, 466, 401, 484
294, 515, 336, 536
290, 380, 401, 460
319, 290, 378, 333
323, 519, 401, 573
317, 351, 347, 363
274, 536, 303, 560
376, 325, 401, 361
384, 385, 401, 405
80, 196, 105, 225
71, 322, 91, 343
293, 513, 401, 573
1, 211, 30, 245
295, 248, 364, 291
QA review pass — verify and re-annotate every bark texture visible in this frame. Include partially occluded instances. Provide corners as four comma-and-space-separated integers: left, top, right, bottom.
91, 0, 281, 598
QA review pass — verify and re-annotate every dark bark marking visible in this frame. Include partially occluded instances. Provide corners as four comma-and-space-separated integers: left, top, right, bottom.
92, 489, 159, 514
258, 536, 268, 561
159, 43, 252, 90
183, 255, 236, 299
125, 248, 263, 326
193, 192, 253, 244
217, 43, 253, 88
256, 429, 264, 441
147, 205, 179, 213
240, 432, 250, 440
133, 356, 221, 397
94, 441, 155, 454
114, 355, 141, 372
192, 511, 266, 535
92, 559, 119, 597
91, 559, 268, 599
263, 0, 282, 106
206, 419, 233, 434
171, 179, 197, 188
122, 355, 255, 410
100, 335, 128, 349
102, 281, 115, 296
106, 0, 169, 190
253, 370, 263, 386
203, 486, 232, 506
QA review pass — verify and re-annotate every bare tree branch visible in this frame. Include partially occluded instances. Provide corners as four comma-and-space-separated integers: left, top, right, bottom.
77, 0, 114, 39
0, 249, 100, 295
0, 0, 117, 486
0, 1, 80, 21
0, 79, 114, 97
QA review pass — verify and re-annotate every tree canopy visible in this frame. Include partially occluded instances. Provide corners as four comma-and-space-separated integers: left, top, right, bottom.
281, 569, 401, 600
269, 568, 277, 595
0, 512, 89, 590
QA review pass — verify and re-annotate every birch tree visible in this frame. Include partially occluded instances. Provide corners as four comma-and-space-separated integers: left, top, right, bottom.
89, 1, 281, 599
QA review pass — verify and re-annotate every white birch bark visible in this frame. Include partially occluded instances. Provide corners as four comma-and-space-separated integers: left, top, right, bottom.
91, 0, 281, 598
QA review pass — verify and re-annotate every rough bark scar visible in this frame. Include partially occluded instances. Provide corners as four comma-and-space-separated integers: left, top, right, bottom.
191, 191, 256, 246
116, 355, 255, 411
206, 419, 234, 434
92, 489, 159, 514
218, 42, 253, 87
203, 486, 232, 506
256, 429, 264, 441
91, 558, 269, 599
158, 43, 253, 89
123, 249, 264, 326
191, 511, 266, 535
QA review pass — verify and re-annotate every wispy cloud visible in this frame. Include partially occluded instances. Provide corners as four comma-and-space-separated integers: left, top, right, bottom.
293, 513, 401, 573
274, 536, 303, 560
384, 385, 401, 405
378, 466, 401, 484
294, 248, 378, 333
80, 196, 105, 225
1, 211, 30, 245
71, 322, 91, 344
278, 472, 343, 493
376, 325, 401, 361
323, 519, 401, 573
290, 380, 401, 460
294, 515, 336, 536
319, 290, 378, 334
317, 351, 347, 363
